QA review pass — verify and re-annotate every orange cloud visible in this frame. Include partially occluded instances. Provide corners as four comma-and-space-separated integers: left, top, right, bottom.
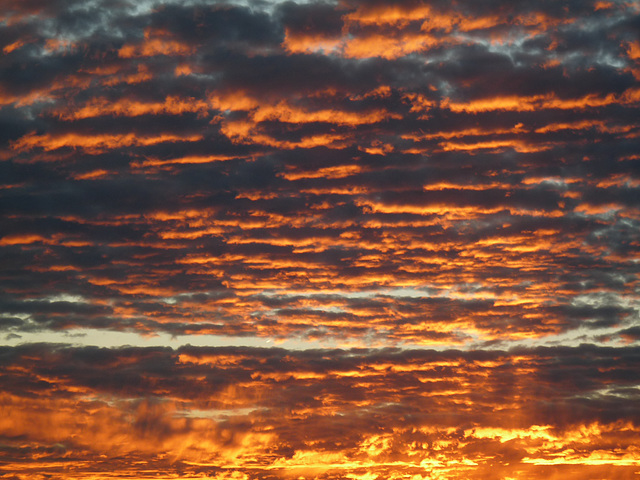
2, 39, 24, 53
445, 88, 640, 113
11, 131, 203, 153
281, 29, 341, 55
118, 28, 195, 58
342, 32, 442, 59
56, 96, 211, 120
440, 139, 552, 153
2, 346, 639, 478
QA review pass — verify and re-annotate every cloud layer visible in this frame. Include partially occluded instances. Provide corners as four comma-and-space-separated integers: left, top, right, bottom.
2, 343, 640, 479
1, 0, 639, 477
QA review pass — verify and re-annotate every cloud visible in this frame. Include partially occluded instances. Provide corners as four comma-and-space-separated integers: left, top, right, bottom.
0, 0, 639, 476
1, 344, 639, 478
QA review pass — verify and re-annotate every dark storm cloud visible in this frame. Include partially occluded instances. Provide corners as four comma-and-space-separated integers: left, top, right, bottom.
277, 1, 345, 38
148, 3, 282, 46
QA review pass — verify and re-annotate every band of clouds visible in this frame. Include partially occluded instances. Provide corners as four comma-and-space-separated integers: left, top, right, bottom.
1, 1, 640, 477
1, 0, 639, 346
1, 343, 639, 479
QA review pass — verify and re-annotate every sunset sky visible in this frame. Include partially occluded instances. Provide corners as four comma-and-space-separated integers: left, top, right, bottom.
1, 0, 640, 479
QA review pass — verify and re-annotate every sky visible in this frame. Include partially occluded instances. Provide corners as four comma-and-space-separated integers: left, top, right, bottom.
1, 0, 640, 478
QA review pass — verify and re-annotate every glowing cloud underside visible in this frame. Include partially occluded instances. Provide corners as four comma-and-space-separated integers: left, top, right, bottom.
0, 0, 639, 478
